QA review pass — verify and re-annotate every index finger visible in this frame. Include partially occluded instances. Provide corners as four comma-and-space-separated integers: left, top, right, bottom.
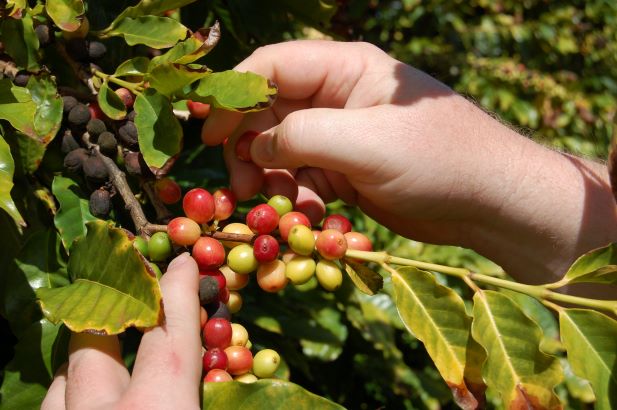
201, 40, 382, 145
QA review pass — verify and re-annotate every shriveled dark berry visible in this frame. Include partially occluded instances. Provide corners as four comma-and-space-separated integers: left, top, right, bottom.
199, 276, 220, 306
63, 148, 88, 172
123, 151, 153, 178
62, 96, 78, 113
65, 38, 88, 61
88, 41, 106, 59
13, 72, 30, 87
98, 132, 117, 156
118, 121, 138, 147
83, 155, 109, 181
86, 118, 106, 138
68, 104, 91, 127
126, 110, 137, 121
61, 130, 80, 154
89, 189, 111, 218
205, 301, 231, 321
34, 24, 51, 46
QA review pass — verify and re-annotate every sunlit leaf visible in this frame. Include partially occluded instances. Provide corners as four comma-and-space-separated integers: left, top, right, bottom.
0, 134, 26, 227
103, 0, 197, 31
52, 175, 98, 250
97, 81, 127, 120
1, 14, 39, 70
392, 267, 486, 409
559, 308, 617, 410
471, 291, 562, 408
560, 242, 617, 286
103, 16, 188, 49
202, 380, 344, 409
147, 63, 211, 97
46, 0, 85, 32
26, 73, 63, 143
36, 221, 163, 334
343, 260, 383, 295
114, 56, 150, 77
149, 22, 220, 69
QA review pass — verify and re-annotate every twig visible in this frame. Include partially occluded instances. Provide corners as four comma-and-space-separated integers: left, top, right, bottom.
0, 59, 18, 78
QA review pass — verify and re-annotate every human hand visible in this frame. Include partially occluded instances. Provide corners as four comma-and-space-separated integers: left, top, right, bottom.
41, 253, 202, 410
202, 40, 617, 286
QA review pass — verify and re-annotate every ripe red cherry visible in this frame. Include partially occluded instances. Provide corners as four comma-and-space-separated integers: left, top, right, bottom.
315, 229, 348, 260
235, 131, 258, 162
187, 100, 211, 119
218, 286, 230, 303
246, 204, 279, 235
278, 211, 311, 242
154, 178, 182, 204
183, 188, 215, 223
253, 235, 279, 263
115, 87, 134, 108
213, 188, 236, 221
204, 369, 232, 383
167, 217, 201, 246
193, 237, 225, 270
203, 348, 228, 372
344, 232, 373, 252
201, 270, 227, 291
322, 214, 352, 234
203, 318, 232, 349
88, 102, 107, 121
224, 346, 253, 375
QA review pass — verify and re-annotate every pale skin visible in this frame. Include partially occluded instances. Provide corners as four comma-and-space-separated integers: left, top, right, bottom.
43, 40, 617, 408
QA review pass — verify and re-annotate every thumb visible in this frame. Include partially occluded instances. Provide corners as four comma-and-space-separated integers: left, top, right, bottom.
249, 107, 379, 174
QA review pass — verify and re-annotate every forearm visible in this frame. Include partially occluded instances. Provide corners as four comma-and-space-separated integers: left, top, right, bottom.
462, 106, 617, 289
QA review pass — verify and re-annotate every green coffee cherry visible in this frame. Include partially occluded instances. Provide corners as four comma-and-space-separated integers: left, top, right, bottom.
133, 236, 148, 255
285, 255, 316, 285
267, 195, 293, 217
227, 243, 258, 274
287, 225, 315, 256
252, 349, 281, 378
148, 232, 172, 262
315, 260, 343, 291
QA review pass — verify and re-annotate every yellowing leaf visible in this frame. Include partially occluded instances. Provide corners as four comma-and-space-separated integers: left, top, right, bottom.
0, 134, 25, 227
343, 260, 383, 295
392, 267, 486, 409
37, 221, 163, 334
46, 0, 85, 32
560, 242, 617, 286
471, 291, 562, 409
104, 16, 188, 49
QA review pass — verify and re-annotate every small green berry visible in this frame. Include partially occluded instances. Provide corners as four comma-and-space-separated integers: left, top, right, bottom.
252, 349, 281, 378
148, 232, 172, 262
267, 195, 293, 217
227, 243, 258, 274
285, 255, 316, 285
287, 225, 315, 256
133, 236, 148, 255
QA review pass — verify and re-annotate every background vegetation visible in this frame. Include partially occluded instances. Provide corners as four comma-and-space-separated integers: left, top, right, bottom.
1, 0, 614, 409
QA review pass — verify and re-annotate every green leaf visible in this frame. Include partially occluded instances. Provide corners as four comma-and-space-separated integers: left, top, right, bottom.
343, 260, 383, 295
185, 70, 277, 112
103, 16, 188, 49
284, 0, 338, 27
36, 220, 163, 334
149, 22, 220, 69
26, 73, 63, 142
0, 134, 26, 227
0, 78, 58, 142
202, 380, 344, 410
103, 0, 197, 31
52, 175, 98, 250
8, 130, 47, 175
560, 242, 617, 286
97, 81, 127, 120
0, 14, 39, 71
148, 63, 211, 97
392, 267, 486, 409
0, 319, 68, 410
560, 358, 595, 404
559, 309, 617, 410
134, 89, 183, 169
45, 0, 85, 32
471, 290, 562, 408
114, 56, 150, 77
6, 0, 26, 17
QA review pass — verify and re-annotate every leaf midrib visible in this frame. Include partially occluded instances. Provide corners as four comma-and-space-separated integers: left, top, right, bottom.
72, 278, 156, 314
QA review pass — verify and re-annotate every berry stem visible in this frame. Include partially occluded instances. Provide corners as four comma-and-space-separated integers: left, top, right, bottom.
92, 69, 144, 93
345, 249, 617, 314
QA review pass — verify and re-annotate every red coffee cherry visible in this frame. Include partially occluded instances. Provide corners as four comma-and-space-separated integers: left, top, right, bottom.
114, 87, 134, 108
193, 237, 226, 270
213, 188, 237, 221
204, 369, 232, 383
167, 217, 201, 246
183, 188, 215, 224
235, 131, 258, 162
203, 348, 228, 372
344, 232, 373, 252
224, 346, 253, 376
315, 229, 348, 260
246, 204, 279, 235
278, 211, 311, 242
253, 235, 279, 263
322, 214, 352, 234
203, 318, 232, 350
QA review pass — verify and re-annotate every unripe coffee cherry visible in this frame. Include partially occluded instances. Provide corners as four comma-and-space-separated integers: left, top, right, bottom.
203, 348, 228, 372
230, 323, 249, 346
234, 373, 258, 383
257, 260, 288, 293
252, 349, 280, 378
221, 223, 253, 248
226, 291, 242, 313
227, 244, 258, 274
219, 265, 249, 290
148, 232, 172, 262
287, 225, 315, 256
187, 100, 210, 119
253, 235, 279, 263
267, 195, 293, 217
246, 204, 279, 235
89, 189, 111, 218
203, 318, 232, 349
154, 178, 181, 205
133, 236, 148, 255
204, 369, 232, 383
235, 131, 258, 162
285, 255, 316, 285
114, 87, 134, 108
315, 229, 348, 260
183, 188, 215, 224
168, 217, 201, 246
278, 212, 311, 242
193, 237, 225, 270
315, 260, 343, 291
224, 346, 253, 375
322, 214, 352, 234
213, 188, 236, 221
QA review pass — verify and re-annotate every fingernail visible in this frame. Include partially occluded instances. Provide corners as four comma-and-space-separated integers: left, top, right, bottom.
167, 252, 191, 271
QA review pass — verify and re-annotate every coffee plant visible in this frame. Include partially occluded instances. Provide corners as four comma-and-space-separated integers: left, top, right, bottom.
1, 1, 617, 409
